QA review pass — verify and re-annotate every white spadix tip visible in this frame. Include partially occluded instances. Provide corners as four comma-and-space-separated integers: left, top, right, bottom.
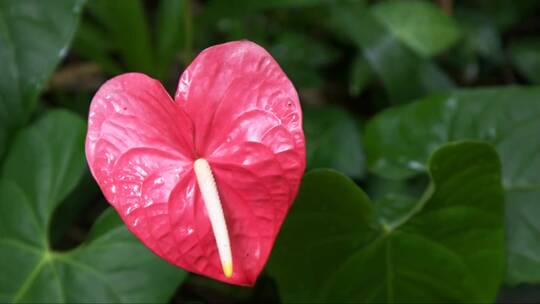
193, 158, 233, 278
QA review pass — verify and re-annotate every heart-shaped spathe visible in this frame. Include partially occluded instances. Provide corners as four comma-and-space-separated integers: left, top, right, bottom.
85, 41, 306, 286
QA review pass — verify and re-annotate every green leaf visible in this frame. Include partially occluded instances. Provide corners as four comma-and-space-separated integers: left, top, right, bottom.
270, 32, 340, 88
463, 0, 540, 31
304, 105, 364, 178
349, 54, 372, 97
372, 0, 461, 57
155, 0, 185, 79
364, 87, 540, 284
203, 0, 334, 18
267, 169, 375, 302
268, 142, 505, 302
0, 110, 186, 302
509, 38, 540, 84
241, 0, 333, 9
77, 0, 187, 80
375, 193, 419, 231
87, 0, 155, 75
456, 8, 504, 64
72, 21, 123, 75
365, 173, 429, 205
3, 111, 87, 232
330, 2, 454, 104
0, 0, 85, 159
49, 170, 100, 248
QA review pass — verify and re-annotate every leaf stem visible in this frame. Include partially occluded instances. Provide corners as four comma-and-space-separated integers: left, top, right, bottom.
12, 253, 50, 303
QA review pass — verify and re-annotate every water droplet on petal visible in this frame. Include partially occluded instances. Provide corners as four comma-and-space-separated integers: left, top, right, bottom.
144, 198, 154, 207
126, 204, 139, 215
154, 177, 164, 185
112, 103, 122, 112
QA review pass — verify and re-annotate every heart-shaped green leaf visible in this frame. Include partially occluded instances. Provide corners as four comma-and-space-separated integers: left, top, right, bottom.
0, 110, 186, 302
364, 87, 540, 284
0, 0, 86, 159
268, 141, 504, 302
304, 105, 364, 178
372, 0, 461, 57
329, 2, 454, 104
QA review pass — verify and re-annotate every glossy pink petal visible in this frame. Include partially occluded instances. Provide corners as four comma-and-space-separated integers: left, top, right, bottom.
86, 41, 306, 286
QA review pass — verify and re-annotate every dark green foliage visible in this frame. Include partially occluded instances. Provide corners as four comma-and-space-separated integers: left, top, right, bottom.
364, 88, 540, 284
268, 142, 504, 302
1, 0, 540, 302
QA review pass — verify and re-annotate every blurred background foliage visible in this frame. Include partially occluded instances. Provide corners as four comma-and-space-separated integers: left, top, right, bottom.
2, 0, 540, 302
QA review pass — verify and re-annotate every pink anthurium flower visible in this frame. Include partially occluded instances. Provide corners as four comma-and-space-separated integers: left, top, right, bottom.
85, 41, 306, 286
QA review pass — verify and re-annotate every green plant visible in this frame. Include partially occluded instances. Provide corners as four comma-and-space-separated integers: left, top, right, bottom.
2, 0, 540, 302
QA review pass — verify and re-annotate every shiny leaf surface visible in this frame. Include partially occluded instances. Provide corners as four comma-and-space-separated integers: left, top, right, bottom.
269, 142, 504, 302
0, 110, 187, 302
364, 87, 540, 284
86, 0, 154, 75
0, 0, 85, 158
373, 0, 461, 57
304, 105, 364, 178
330, 2, 454, 104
